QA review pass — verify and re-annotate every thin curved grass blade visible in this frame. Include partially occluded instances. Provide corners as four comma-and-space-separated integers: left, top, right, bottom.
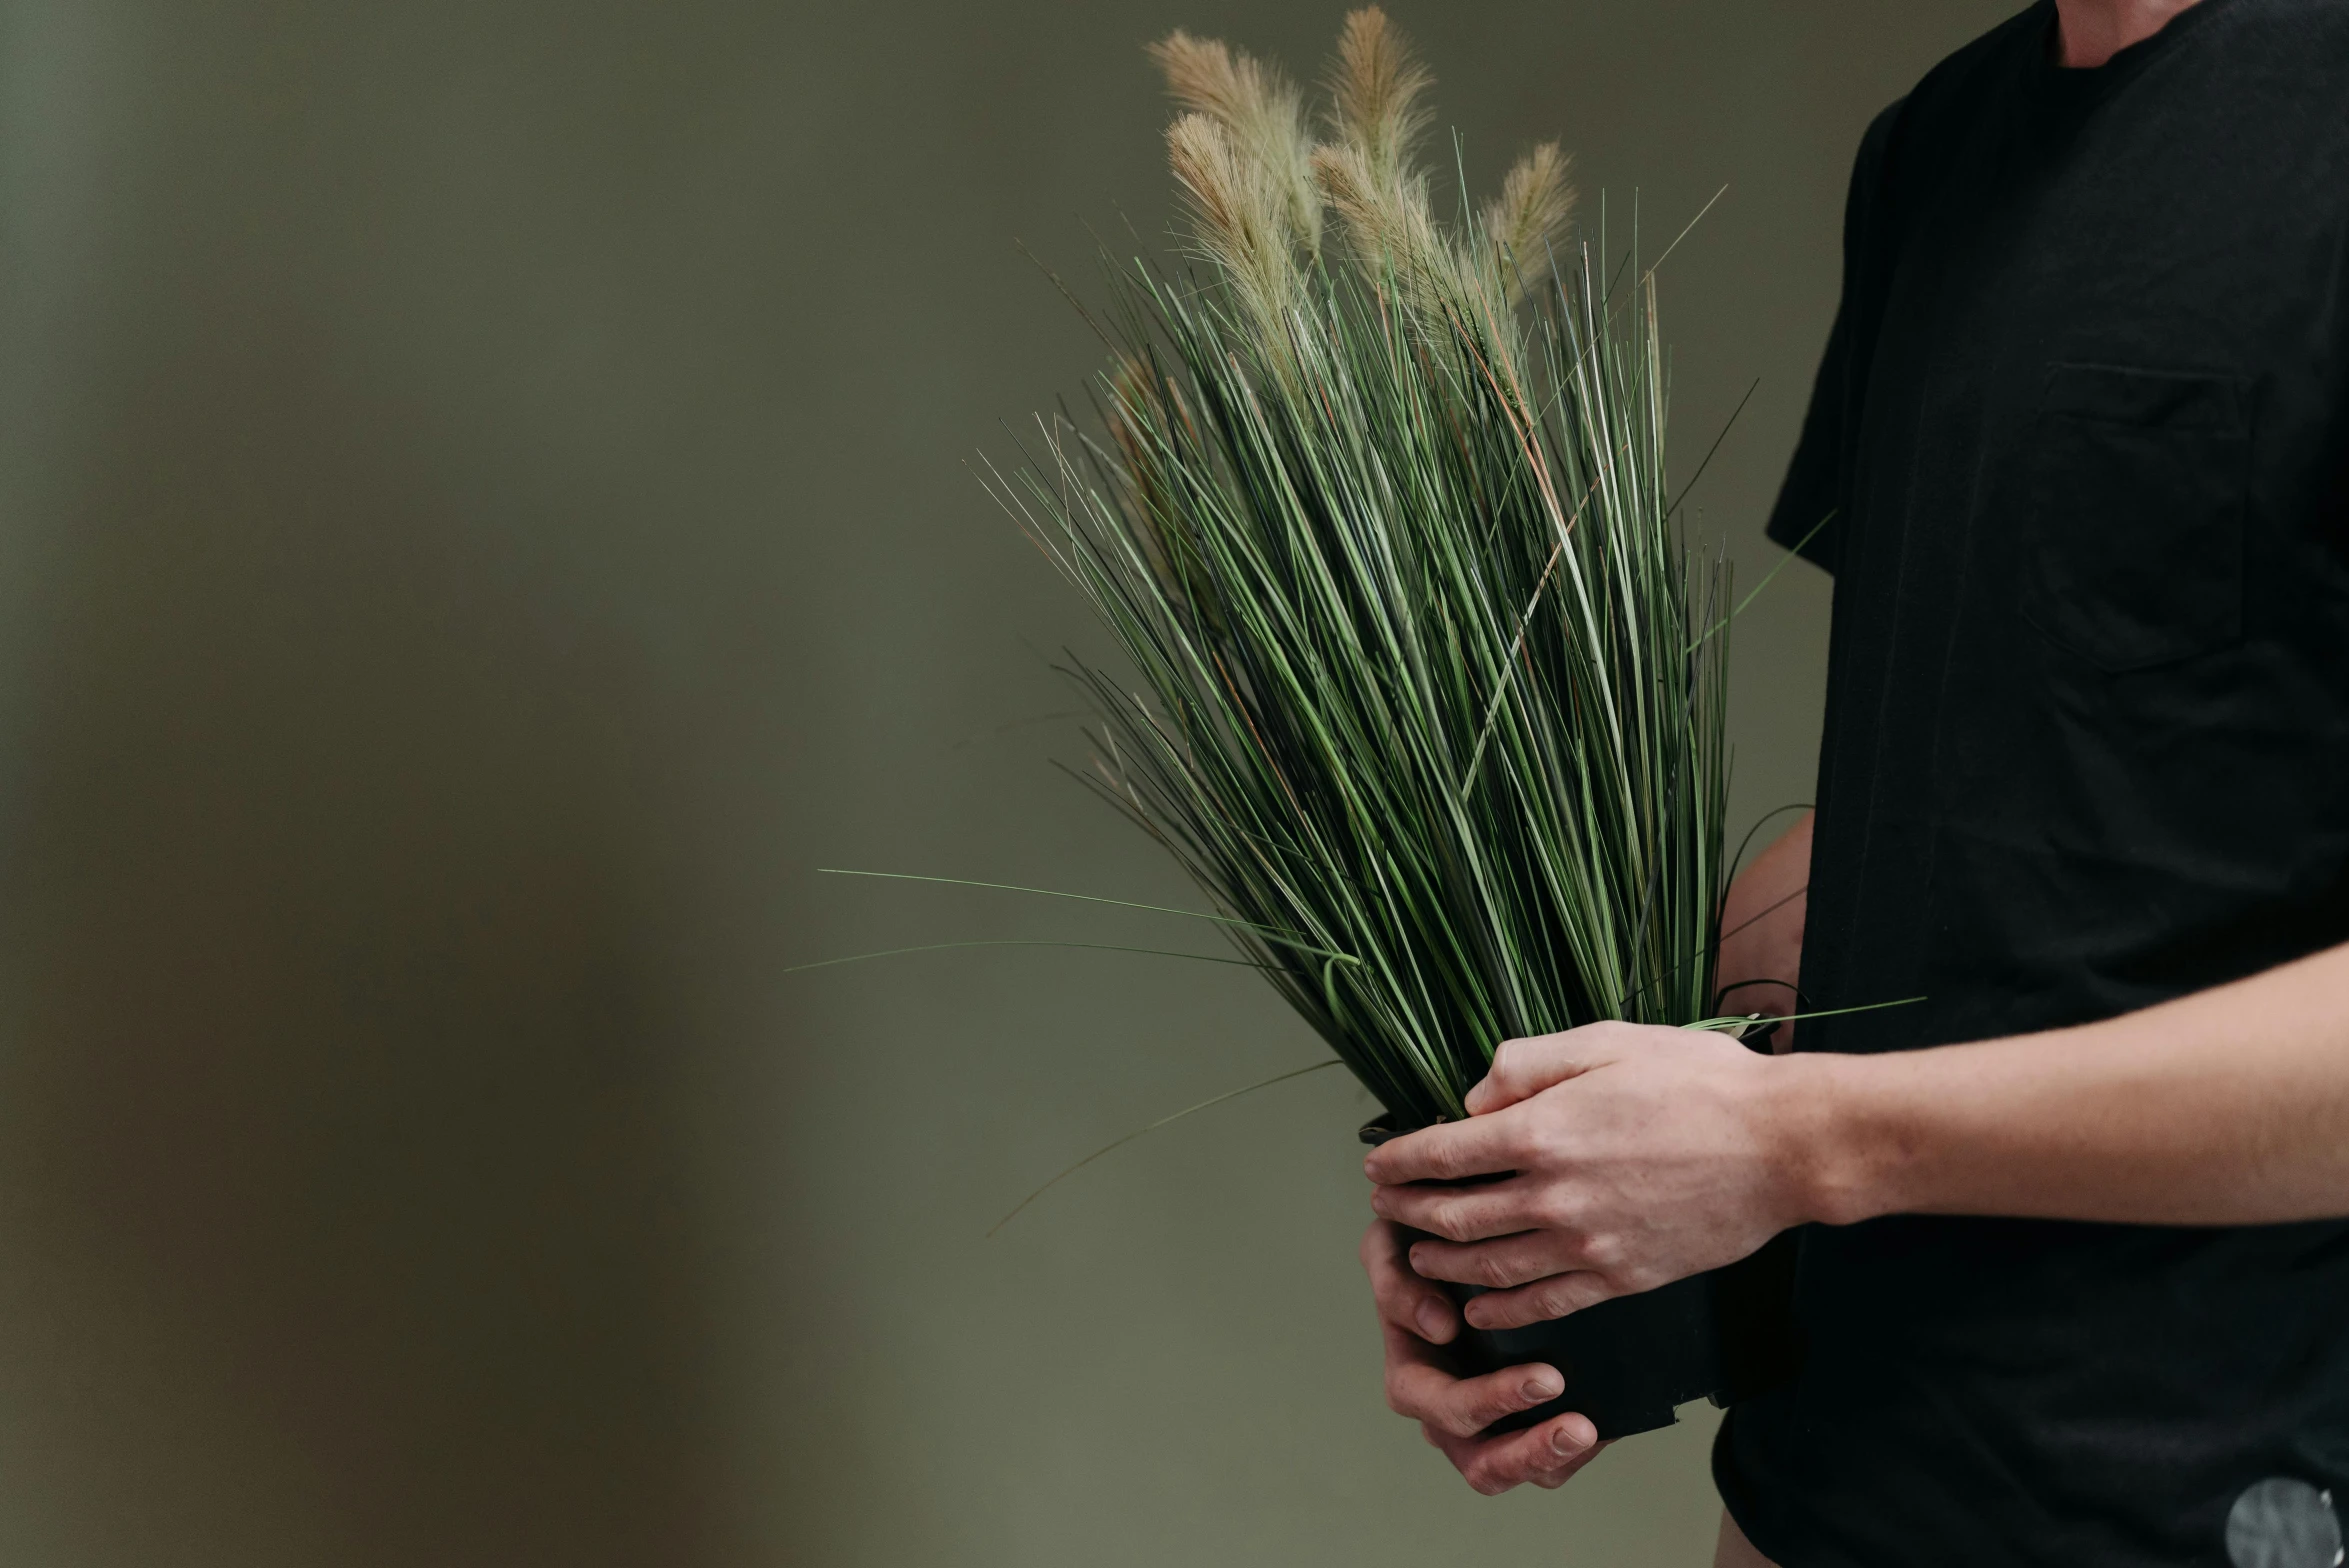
987, 1058, 1346, 1235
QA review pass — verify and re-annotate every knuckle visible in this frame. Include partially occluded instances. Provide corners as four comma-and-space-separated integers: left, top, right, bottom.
1474, 1251, 1517, 1289
1437, 1402, 1485, 1440
1589, 1021, 1637, 1054
1534, 1191, 1583, 1232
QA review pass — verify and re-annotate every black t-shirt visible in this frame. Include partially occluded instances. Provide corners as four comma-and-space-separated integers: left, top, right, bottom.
1713, 3, 2349, 1564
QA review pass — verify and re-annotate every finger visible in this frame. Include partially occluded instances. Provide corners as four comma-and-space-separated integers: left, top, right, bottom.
1382, 1325, 1564, 1435
1370, 1175, 1541, 1243
1529, 1439, 1607, 1489
1409, 1228, 1585, 1290
1361, 1219, 1459, 1345
1465, 1030, 1602, 1116
1460, 1269, 1624, 1331
1428, 1412, 1604, 1495
1362, 1112, 1524, 1186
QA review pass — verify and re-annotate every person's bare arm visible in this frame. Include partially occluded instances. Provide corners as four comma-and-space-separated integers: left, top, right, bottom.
1369, 923, 2349, 1335
1715, 812, 1810, 1050
1801, 937, 2349, 1227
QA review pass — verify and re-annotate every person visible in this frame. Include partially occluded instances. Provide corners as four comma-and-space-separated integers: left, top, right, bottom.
1358, 0, 2349, 1563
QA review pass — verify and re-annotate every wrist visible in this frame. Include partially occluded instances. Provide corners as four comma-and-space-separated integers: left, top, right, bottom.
1764, 1050, 1899, 1228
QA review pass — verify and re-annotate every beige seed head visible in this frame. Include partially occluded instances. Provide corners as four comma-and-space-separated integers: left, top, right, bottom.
1483, 141, 1577, 301
1150, 31, 1249, 127
1327, 8, 1432, 183
1151, 30, 1321, 256
1167, 112, 1301, 348
1312, 139, 1468, 327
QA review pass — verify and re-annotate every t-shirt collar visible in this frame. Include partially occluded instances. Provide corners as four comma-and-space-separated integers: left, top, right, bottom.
2022, 0, 2246, 101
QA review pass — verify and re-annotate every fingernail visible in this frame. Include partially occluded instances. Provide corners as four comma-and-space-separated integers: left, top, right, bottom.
1552, 1424, 1588, 1456
1415, 1301, 1449, 1340
1521, 1374, 1558, 1403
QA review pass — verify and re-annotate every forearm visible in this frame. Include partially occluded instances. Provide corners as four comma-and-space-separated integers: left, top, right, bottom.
1789, 939, 2349, 1228
1716, 812, 1811, 1046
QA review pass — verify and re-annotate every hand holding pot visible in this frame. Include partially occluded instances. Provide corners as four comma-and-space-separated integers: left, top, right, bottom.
1360, 1218, 1604, 1493
1364, 1022, 1813, 1331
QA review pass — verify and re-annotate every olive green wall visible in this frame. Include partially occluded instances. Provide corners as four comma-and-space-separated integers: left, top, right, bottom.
0, 2, 2010, 1564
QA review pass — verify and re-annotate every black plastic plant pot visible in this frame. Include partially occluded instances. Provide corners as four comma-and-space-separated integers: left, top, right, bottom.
1361, 1115, 1800, 1442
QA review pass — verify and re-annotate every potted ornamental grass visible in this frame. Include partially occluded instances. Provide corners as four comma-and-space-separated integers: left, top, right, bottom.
976, 9, 1799, 1438
807, 8, 1808, 1438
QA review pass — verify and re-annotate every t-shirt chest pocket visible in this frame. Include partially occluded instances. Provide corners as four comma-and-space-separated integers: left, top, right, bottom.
2018, 362, 2250, 672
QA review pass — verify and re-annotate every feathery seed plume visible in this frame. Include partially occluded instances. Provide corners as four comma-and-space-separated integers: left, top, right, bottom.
1484, 142, 1577, 301
1312, 144, 1432, 278
1151, 30, 1251, 123
1151, 30, 1323, 256
1328, 8, 1432, 184
1312, 141, 1473, 330
1167, 112, 1301, 351
1314, 11, 1480, 327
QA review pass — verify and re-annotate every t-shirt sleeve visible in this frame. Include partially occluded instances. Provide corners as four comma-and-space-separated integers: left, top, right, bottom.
1764, 101, 1905, 577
